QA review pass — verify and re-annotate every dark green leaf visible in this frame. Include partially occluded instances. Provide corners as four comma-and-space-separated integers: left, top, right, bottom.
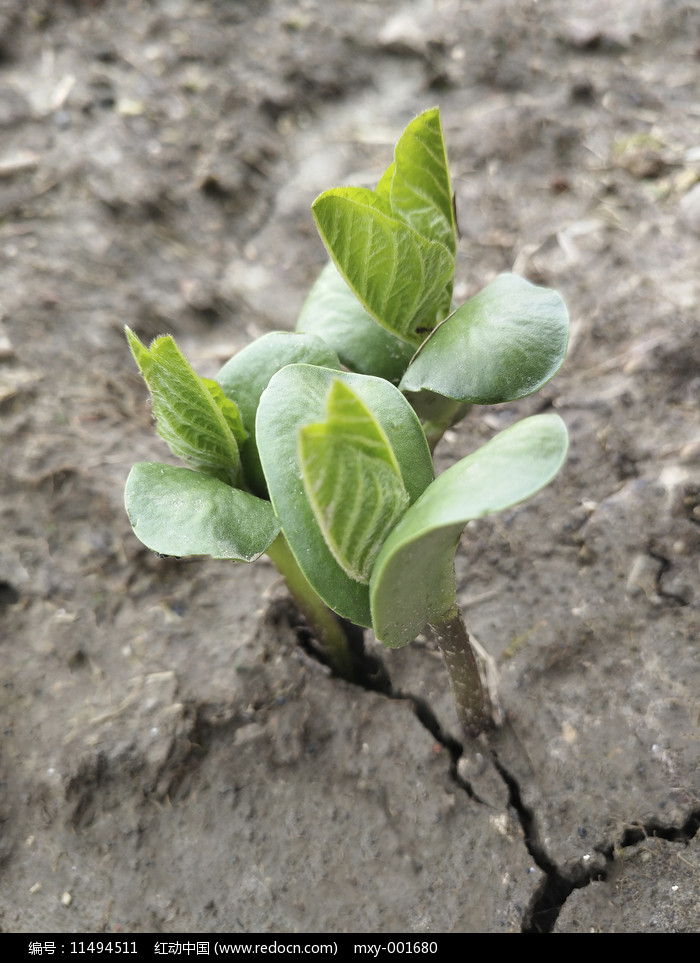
216, 331, 341, 495
125, 462, 280, 561
370, 413, 569, 647
400, 274, 570, 405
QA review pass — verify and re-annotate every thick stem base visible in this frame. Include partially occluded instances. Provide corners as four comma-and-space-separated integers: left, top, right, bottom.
265, 534, 356, 681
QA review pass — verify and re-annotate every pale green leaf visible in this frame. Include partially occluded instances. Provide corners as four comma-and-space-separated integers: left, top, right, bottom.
400, 274, 570, 405
377, 107, 456, 256
299, 380, 410, 583
125, 462, 280, 561
256, 365, 434, 626
311, 108, 457, 347
126, 328, 244, 486
370, 414, 569, 647
201, 377, 247, 446
312, 188, 454, 345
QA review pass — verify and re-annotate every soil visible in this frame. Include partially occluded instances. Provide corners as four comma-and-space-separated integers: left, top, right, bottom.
1, 0, 699, 935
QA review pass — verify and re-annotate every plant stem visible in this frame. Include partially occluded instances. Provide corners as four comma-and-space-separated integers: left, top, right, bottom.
403, 390, 471, 452
265, 533, 356, 681
426, 604, 500, 738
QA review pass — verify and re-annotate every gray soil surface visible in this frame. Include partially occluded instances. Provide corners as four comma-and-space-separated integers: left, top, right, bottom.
1, 0, 699, 934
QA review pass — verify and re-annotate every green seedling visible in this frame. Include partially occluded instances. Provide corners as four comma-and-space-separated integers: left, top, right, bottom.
124, 108, 569, 737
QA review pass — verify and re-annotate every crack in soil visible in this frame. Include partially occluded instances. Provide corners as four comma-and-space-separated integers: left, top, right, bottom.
316, 620, 700, 933
647, 545, 692, 607
293, 604, 491, 805
155, 609, 697, 932
490, 753, 700, 933
490, 752, 607, 933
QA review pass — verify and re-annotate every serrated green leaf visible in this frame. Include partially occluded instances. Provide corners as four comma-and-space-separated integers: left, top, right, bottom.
313, 188, 454, 346
256, 365, 434, 626
370, 413, 569, 648
377, 107, 456, 256
299, 380, 410, 583
296, 261, 414, 383
126, 327, 153, 380
311, 108, 457, 347
216, 331, 342, 495
201, 377, 248, 446
126, 328, 245, 486
400, 274, 570, 405
125, 462, 280, 561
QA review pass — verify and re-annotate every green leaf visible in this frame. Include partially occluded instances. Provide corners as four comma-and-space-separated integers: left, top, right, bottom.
312, 189, 454, 346
370, 413, 569, 648
299, 380, 410, 583
201, 377, 248, 445
376, 107, 456, 256
126, 328, 245, 486
400, 274, 570, 405
125, 462, 280, 561
216, 331, 341, 496
296, 261, 414, 383
256, 365, 434, 626
311, 108, 456, 347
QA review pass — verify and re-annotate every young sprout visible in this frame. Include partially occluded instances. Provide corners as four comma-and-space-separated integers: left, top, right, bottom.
124, 108, 569, 737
